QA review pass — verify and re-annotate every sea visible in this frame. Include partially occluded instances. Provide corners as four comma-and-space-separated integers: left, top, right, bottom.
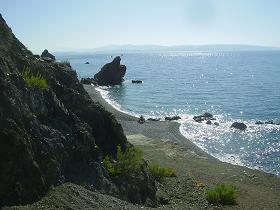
57, 51, 280, 177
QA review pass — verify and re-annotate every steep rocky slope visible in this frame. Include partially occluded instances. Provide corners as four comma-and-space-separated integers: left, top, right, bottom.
0, 14, 155, 207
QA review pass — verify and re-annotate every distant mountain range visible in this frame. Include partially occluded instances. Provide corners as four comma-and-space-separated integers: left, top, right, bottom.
55, 44, 280, 55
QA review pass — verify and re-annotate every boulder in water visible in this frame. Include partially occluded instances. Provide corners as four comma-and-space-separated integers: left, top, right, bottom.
165, 116, 181, 121
255, 121, 264, 125
132, 80, 143, 83
193, 112, 214, 122
265, 120, 274, 124
147, 118, 160, 121
231, 122, 247, 130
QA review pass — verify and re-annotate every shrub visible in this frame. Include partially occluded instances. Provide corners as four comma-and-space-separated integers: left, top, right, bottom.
23, 66, 47, 90
206, 184, 237, 205
148, 163, 175, 182
103, 144, 144, 177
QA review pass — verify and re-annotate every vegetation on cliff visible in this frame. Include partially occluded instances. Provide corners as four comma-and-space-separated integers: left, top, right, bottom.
22, 66, 48, 90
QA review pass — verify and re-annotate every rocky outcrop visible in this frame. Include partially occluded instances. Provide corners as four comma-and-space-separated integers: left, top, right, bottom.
41, 49, 55, 61
94, 56, 126, 86
231, 122, 247, 130
0, 14, 155, 207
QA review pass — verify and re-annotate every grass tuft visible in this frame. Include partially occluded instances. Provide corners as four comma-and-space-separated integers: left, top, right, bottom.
23, 66, 47, 90
148, 163, 175, 182
206, 183, 237, 205
103, 144, 144, 177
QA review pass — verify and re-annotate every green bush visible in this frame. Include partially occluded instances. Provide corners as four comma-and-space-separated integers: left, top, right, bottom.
103, 144, 144, 177
148, 163, 175, 182
23, 66, 47, 90
206, 184, 237, 205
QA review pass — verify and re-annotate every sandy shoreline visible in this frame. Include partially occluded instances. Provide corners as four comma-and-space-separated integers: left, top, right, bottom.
84, 84, 280, 209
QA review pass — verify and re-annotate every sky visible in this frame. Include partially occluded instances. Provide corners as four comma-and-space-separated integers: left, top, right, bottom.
1, 0, 280, 53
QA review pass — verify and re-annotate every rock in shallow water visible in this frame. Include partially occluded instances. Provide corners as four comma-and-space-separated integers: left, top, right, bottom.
165, 116, 181, 121
132, 80, 143, 83
231, 122, 247, 130
147, 118, 161, 121
193, 112, 214, 123
255, 121, 264, 125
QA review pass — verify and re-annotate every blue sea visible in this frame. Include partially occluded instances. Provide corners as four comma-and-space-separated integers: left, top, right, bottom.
58, 51, 280, 176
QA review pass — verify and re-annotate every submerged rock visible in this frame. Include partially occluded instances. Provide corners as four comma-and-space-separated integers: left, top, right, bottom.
165, 116, 181, 121
214, 122, 219, 126
41, 49, 55, 60
206, 120, 212, 125
94, 56, 126, 86
231, 122, 247, 130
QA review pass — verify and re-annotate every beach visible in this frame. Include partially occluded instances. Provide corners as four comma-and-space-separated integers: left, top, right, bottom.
84, 84, 280, 209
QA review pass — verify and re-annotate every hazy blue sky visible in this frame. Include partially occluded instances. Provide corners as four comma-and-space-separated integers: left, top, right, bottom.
1, 0, 280, 53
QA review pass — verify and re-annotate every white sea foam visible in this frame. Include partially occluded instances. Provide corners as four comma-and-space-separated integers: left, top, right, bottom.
94, 85, 140, 118
179, 116, 280, 176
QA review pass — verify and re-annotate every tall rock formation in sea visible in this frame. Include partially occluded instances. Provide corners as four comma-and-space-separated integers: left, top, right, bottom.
94, 56, 126, 86
0, 14, 155, 207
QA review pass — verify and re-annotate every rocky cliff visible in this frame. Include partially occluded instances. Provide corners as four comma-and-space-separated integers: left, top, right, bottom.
0, 14, 154, 207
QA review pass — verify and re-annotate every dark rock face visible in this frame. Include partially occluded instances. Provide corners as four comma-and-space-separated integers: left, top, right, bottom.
115, 166, 157, 205
231, 122, 247, 130
41, 49, 55, 60
0, 15, 155, 207
94, 56, 126, 86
